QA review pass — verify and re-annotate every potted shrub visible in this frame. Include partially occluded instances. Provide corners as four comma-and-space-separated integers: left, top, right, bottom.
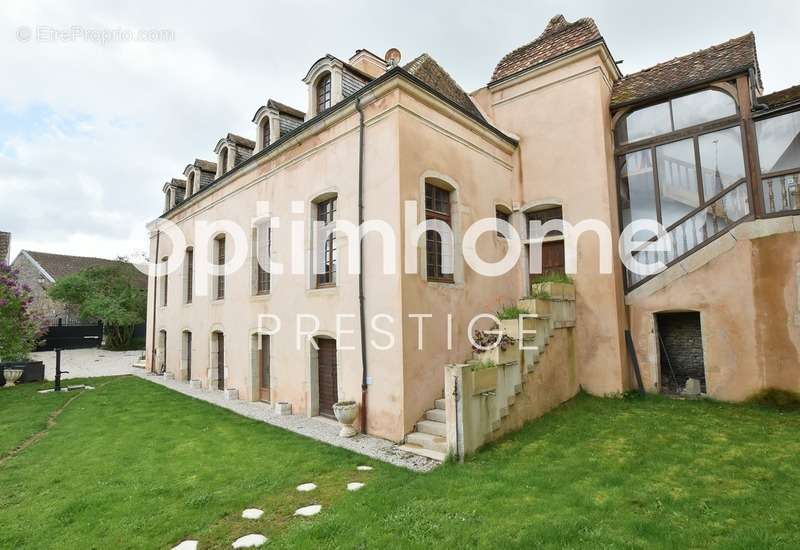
0, 264, 47, 386
332, 401, 359, 437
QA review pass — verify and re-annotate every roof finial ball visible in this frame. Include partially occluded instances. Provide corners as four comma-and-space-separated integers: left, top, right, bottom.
385, 48, 402, 68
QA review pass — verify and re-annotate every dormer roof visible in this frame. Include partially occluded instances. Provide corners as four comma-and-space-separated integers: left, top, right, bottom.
252, 100, 306, 122
184, 159, 217, 176
214, 133, 255, 154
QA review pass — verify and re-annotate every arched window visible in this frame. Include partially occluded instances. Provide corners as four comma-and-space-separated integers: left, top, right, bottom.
219, 147, 229, 176
261, 118, 271, 148
313, 195, 337, 287
316, 73, 332, 114
164, 189, 172, 211
187, 172, 195, 196
616, 88, 737, 146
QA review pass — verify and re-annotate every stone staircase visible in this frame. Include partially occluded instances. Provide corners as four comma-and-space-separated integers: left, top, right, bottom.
399, 397, 448, 461
400, 282, 577, 462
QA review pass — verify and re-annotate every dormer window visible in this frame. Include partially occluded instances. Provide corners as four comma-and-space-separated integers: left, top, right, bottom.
261, 119, 270, 149
219, 147, 229, 176
316, 73, 332, 113
187, 172, 196, 197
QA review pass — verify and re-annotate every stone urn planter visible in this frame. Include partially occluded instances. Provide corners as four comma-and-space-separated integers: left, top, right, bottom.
332, 401, 359, 437
0, 361, 44, 385
2, 368, 23, 388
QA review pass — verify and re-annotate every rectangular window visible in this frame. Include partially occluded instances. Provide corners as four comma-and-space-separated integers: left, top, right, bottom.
254, 223, 270, 295
756, 111, 800, 214
160, 257, 168, 307
526, 206, 564, 237
495, 209, 510, 237
620, 149, 658, 231
184, 249, 193, 304
425, 183, 454, 282
316, 198, 337, 287
215, 236, 225, 300
656, 138, 700, 227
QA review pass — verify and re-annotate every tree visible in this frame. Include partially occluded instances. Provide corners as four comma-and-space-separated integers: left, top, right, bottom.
0, 263, 47, 362
48, 264, 147, 349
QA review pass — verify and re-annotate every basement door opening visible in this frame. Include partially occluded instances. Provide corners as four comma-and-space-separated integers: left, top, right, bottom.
656, 311, 706, 395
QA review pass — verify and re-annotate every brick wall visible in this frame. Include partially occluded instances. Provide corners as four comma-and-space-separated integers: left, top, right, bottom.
657, 312, 705, 390
0, 232, 9, 264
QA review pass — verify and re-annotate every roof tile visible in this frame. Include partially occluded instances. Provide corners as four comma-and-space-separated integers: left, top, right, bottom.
491, 15, 602, 82
611, 33, 760, 109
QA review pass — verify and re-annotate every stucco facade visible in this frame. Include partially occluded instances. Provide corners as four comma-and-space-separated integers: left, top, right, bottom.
147, 15, 800, 449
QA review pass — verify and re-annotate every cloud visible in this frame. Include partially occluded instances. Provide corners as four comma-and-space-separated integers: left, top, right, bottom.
0, 0, 797, 261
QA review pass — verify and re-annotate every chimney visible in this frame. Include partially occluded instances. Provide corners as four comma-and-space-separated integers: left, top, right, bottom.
0, 231, 10, 265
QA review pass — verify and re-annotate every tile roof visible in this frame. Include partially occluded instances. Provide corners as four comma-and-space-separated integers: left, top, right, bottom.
267, 99, 305, 120
491, 15, 603, 83
611, 33, 760, 109
760, 85, 800, 110
404, 54, 484, 120
24, 251, 148, 288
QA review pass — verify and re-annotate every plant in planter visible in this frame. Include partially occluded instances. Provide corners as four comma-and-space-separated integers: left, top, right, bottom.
332, 401, 359, 437
0, 264, 47, 372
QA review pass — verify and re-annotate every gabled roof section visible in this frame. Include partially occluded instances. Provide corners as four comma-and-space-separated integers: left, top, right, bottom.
760, 85, 800, 110
22, 250, 148, 288
611, 33, 761, 109
491, 15, 603, 83
267, 99, 305, 119
404, 54, 484, 120
194, 159, 217, 173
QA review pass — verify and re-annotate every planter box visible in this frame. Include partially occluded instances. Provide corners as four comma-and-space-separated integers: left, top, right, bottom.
530, 282, 575, 300
0, 361, 45, 385
517, 298, 551, 316
471, 365, 497, 395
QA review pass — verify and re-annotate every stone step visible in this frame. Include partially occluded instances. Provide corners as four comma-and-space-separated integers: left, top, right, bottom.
425, 408, 446, 423
397, 443, 446, 462
434, 398, 446, 410
406, 431, 447, 454
416, 419, 446, 437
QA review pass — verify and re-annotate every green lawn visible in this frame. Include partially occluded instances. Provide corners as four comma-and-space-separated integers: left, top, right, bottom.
1, 376, 799, 549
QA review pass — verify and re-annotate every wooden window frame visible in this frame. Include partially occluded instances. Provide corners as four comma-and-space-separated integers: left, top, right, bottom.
425, 183, 454, 283
254, 224, 271, 295
316, 73, 332, 114
215, 236, 226, 300
315, 197, 337, 288
185, 248, 193, 304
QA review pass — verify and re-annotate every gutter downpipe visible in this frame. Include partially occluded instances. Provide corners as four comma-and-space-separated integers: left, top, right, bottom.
149, 230, 161, 374
355, 96, 369, 434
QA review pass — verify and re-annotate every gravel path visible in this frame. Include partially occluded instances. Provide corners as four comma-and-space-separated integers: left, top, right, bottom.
133, 371, 439, 472
30, 348, 143, 380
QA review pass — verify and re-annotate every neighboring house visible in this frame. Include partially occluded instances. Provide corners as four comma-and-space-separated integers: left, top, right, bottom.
0, 232, 9, 265
11, 250, 147, 324
146, 15, 800, 452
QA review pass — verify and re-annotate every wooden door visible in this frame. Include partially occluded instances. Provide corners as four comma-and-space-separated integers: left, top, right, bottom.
541, 241, 565, 274
317, 338, 338, 419
259, 335, 270, 402
217, 333, 225, 390
186, 332, 192, 381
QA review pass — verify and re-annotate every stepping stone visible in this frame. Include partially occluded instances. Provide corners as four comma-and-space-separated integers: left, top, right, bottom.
296, 482, 317, 492
232, 534, 268, 548
241, 508, 264, 519
347, 482, 365, 492
172, 541, 198, 550
356, 465, 373, 471
294, 504, 321, 517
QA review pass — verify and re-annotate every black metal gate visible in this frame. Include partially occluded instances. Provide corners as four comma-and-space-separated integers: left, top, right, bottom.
37, 320, 103, 351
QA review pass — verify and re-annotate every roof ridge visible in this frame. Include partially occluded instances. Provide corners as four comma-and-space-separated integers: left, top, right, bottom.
25, 250, 124, 262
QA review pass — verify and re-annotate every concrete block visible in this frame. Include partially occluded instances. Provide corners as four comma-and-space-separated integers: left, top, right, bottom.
224, 388, 239, 400
189, 379, 202, 389
274, 401, 292, 415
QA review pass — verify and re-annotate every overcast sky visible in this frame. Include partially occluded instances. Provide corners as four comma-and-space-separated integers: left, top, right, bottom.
1, 0, 797, 261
